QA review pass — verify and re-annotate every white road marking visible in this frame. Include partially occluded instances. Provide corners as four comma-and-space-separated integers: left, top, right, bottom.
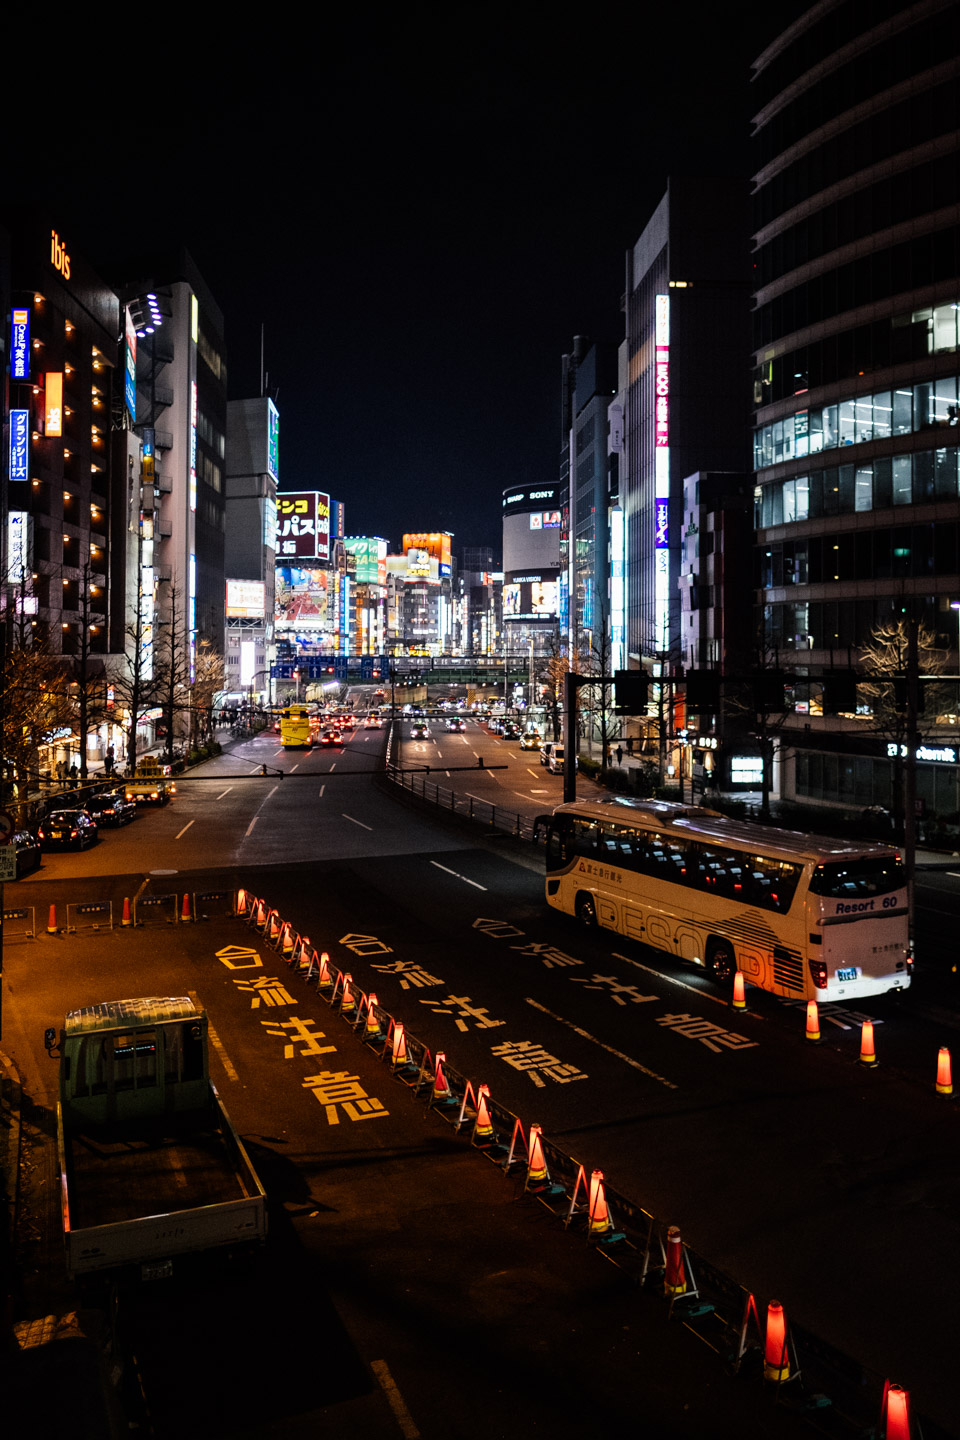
190, 992, 239, 1082
612, 952, 730, 1008
343, 813, 372, 830
175, 821, 194, 839
290, 764, 299, 773
430, 860, 487, 891
318, 784, 325, 798
245, 817, 258, 836
525, 998, 678, 1090
370, 1360, 420, 1439
266, 785, 278, 800
216, 788, 233, 800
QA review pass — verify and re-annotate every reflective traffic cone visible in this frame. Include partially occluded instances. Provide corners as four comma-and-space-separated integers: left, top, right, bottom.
121, 897, 132, 928
315, 950, 332, 990
281, 923, 294, 958
364, 993, 382, 1039
236, 887, 248, 916
525, 1123, 549, 1189
763, 1300, 790, 1382
340, 973, 357, 1016
859, 1019, 878, 1067
732, 971, 747, 1010
805, 1000, 821, 1043
432, 1051, 451, 1101
587, 1169, 611, 1238
180, 893, 192, 924
255, 899, 267, 931
47, 904, 58, 935
267, 910, 280, 943
881, 1382, 912, 1440
391, 1021, 408, 1067
664, 1225, 687, 1296
472, 1084, 494, 1145
936, 1046, 953, 1097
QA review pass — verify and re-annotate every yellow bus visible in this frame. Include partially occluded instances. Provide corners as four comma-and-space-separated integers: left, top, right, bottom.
279, 704, 312, 748
539, 797, 911, 1003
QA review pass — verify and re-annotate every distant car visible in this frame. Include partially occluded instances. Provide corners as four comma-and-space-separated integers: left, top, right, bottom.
340, 716, 355, 732
548, 747, 567, 775
411, 722, 430, 740
10, 830, 41, 878
86, 789, 136, 827
446, 718, 466, 733
37, 809, 99, 851
520, 730, 541, 750
488, 717, 505, 735
540, 741, 556, 767
320, 728, 342, 747
503, 723, 521, 739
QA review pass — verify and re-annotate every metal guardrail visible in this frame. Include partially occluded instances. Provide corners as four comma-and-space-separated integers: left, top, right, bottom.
385, 762, 539, 841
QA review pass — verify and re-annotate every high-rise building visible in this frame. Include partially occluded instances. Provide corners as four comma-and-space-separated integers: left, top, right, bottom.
560, 338, 618, 664
501, 484, 563, 656
223, 397, 280, 701
751, 1, 960, 819
623, 178, 751, 669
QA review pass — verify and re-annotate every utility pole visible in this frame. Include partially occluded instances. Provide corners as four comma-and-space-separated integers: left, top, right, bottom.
904, 609, 919, 954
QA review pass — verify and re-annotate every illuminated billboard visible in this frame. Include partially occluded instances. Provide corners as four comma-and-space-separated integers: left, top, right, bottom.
403, 532, 452, 569
11, 308, 29, 380
226, 580, 266, 618
267, 400, 280, 482
345, 536, 387, 585
275, 566, 332, 627
502, 573, 559, 621
529, 511, 561, 530
275, 491, 331, 561
124, 309, 137, 420
45, 373, 63, 437
9, 410, 29, 481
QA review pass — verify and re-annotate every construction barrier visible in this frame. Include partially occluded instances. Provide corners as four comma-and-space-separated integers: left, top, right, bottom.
936, 1046, 953, 1097
65, 900, 113, 934
133, 893, 180, 928
192, 889, 236, 921
859, 1019, 878, 1067
3, 906, 36, 940
121, 897, 133, 928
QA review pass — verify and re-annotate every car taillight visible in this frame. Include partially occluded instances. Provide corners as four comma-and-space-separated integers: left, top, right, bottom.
70, 829, 78, 838
809, 958, 828, 989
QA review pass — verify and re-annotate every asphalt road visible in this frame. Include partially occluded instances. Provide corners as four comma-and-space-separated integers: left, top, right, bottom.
4, 720, 960, 1435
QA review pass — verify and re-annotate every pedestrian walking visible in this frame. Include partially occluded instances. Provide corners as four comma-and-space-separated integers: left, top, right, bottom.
616, 744, 623, 766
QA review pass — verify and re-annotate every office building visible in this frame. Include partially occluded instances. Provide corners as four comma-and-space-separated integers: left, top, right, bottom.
751, 1, 960, 820
223, 396, 280, 701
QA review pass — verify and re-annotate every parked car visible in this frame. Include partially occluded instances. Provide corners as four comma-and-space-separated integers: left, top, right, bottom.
548, 747, 568, 775
86, 788, 136, 827
540, 741, 556, 767
10, 829, 41, 878
37, 809, 99, 851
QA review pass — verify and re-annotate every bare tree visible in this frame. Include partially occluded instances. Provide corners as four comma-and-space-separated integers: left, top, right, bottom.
191, 638, 225, 746
580, 603, 617, 777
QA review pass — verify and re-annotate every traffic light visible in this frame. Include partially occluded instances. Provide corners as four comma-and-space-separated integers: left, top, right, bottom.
685, 669, 721, 713
614, 670, 649, 714
821, 672, 858, 714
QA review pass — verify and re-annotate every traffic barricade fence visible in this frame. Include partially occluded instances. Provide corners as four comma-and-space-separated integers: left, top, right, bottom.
3, 906, 36, 940
132, 893, 179, 928
192, 889, 236, 921
65, 900, 113, 934
227, 897, 954, 1439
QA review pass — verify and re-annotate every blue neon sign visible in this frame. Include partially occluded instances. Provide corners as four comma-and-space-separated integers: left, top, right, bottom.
9, 409, 29, 480
11, 309, 30, 379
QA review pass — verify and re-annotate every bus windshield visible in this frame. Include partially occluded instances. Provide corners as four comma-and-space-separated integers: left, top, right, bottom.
809, 856, 905, 898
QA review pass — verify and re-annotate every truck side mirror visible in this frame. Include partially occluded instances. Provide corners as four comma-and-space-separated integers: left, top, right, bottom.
44, 1027, 58, 1055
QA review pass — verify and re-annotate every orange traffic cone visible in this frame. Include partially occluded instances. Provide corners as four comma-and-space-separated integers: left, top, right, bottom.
859, 1019, 878, 1067
391, 1021, 408, 1067
472, 1084, 494, 1145
525, 1123, 549, 1190
732, 971, 746, 1010
340, 973, 357, 1016
47, 904, 58, 935
236, 887, 248, 916
880, 1382, 912, 1440
434, 1048, 451, 1100
121, 897, 132, 928
664, 1225, 687, 1296
763, 1300, 790, 1382
364, 994, 382, 1039
281, 923, 294, 958
315, 950, 332, 990
805, 1000, 821, 1043
180, 893, 192, 924
255, 899, 267, 930
936, 1046, 953, 1097
587, 1169, 611, 1238
267, 910, 280, 943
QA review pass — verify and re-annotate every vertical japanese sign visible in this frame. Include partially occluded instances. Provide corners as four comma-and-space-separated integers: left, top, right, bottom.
9, 410, 29, 480
45, 373, 63, 437
267, 399, 280, 482
124, 308, 137, 421
10, 308, 30, 379
654, 293, 670, 650
275, 492, 330, 562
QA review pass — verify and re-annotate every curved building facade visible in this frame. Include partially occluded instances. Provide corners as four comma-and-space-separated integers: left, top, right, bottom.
752, 0, 960, 820
501, 482, 562, 655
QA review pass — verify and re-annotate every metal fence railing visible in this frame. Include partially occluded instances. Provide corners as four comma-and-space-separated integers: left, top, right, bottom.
384, 762, 540, 842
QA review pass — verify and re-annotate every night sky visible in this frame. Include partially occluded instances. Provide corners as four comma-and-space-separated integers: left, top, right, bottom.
16, 6, 804, 555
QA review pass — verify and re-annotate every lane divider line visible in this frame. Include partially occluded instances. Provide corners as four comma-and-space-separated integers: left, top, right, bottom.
612, 952, 730, 1008
216, 788, 233, 800
342, 814, 372, 830
175, 821, 195, 839
189, 992, 239, 1082
245, 817, 258, 837
525, 997, 678, 1090
430, 860, 487, 891
370, 1360, 420, 1439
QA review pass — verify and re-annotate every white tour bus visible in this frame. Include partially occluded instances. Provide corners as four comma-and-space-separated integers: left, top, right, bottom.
538, 797, 911, 1003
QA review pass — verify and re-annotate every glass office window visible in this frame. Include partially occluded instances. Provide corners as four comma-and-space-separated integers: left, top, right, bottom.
855, 465, 873, 511
871, 391, 892, 439
795, 475, 810, 519
839, 399, 856, 445
893, 389, 913, 435
893, 456, 912, 504
782, 479, 796, 523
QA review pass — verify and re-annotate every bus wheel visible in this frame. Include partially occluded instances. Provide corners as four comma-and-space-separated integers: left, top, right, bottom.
706, 939, 736, 985
576, 893, 598, 928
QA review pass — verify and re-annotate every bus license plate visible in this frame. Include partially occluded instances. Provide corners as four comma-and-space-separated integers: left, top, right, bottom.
836, 967, 860, 982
